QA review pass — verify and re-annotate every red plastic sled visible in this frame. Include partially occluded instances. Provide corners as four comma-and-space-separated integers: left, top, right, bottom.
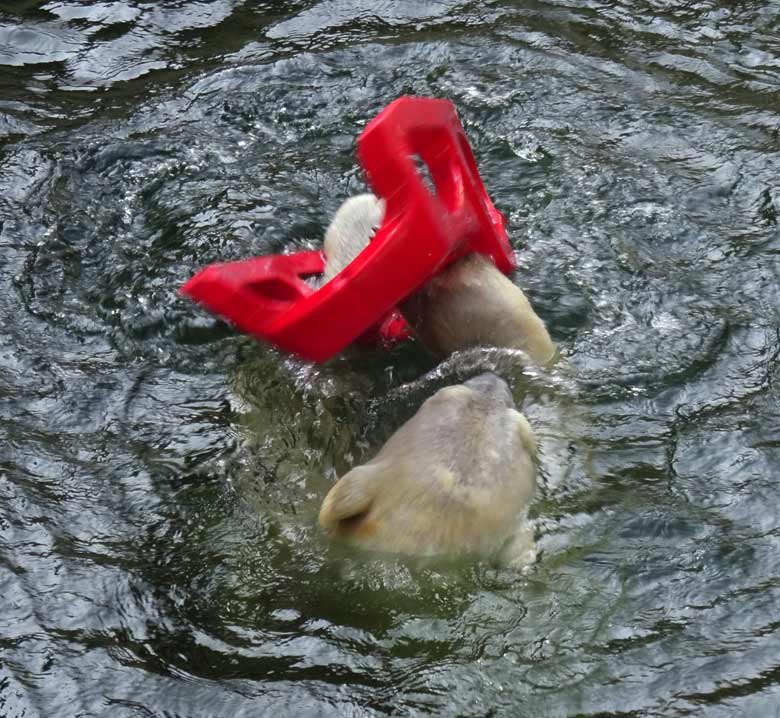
181, 96, 515, 362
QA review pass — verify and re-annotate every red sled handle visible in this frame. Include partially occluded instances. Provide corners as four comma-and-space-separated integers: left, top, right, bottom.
359, 97, 514, 275
182, 250, 411, 344
181, 251, 323, 336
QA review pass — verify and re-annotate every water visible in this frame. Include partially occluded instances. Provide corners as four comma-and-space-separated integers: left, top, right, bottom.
1, 1, 779, 716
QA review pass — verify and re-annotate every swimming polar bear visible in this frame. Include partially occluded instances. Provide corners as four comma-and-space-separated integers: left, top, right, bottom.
320, 193, 555, 364
319, 372, 538, 565
400, 253, 555, 365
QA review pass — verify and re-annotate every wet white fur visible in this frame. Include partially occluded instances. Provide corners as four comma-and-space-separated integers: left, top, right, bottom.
320, 193, 554, 364
319, 373, 537, 563
321, 194, 385, 282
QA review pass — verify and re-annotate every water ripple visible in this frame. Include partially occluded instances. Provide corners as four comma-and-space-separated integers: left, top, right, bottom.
1, 1, 779, 716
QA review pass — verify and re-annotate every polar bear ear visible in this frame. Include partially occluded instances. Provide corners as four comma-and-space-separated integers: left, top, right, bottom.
319, 464, 385, 531
512, 410, 538, 454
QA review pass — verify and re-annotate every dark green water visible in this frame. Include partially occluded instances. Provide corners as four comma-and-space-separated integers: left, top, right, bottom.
2, 1, 780, 716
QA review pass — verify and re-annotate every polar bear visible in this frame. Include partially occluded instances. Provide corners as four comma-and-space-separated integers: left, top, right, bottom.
319, 372, 538, 563
320, 193, 555, 364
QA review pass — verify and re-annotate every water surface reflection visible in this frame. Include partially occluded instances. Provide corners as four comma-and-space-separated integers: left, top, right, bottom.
1, 1, 779, 716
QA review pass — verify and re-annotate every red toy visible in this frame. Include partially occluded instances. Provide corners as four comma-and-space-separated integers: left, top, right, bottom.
181, 96, 515, 362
